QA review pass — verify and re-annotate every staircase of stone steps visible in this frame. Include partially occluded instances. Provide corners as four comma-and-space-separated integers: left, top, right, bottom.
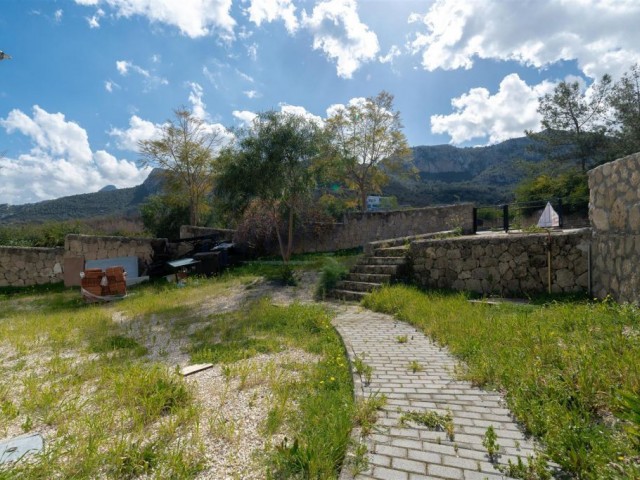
331, 245, 410, 301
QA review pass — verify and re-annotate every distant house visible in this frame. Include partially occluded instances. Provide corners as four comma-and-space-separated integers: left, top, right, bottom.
366, 195, 398, 211
366, 195, 381, 211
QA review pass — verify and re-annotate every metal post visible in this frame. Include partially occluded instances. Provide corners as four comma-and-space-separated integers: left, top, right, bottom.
503, 205, 509, 232
557, 198, 564, 229
472, 207, 478, 234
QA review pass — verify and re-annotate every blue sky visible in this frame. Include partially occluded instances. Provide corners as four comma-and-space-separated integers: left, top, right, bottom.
1, 0, 639, 205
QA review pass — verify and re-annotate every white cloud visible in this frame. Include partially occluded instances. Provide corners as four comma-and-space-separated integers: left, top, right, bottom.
244, 90, 260, 99
325, 96, 367, 117
104, 80, 120, 93
54, 9, 63, 23
430, 73, 556, 145
187, 82, 208, 120
73, 0, 235, 39
246, 0, 298, 33
232, 104, 323, 128
115, 59, 168, 90
109, 115, 163, 151
0, 106, 150, 205
87, 8, 104, 28
408, 0, 640, 79
379, 45, 401, 65
302, 0, 379, 79
237, 70, 255, 83
116, 60, 147, 77
232, 110, 258, 126
247, 43, 258, 61
278, 103, 324, 126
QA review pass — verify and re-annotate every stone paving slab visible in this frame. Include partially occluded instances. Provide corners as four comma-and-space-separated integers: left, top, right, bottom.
334, 306, 543, 480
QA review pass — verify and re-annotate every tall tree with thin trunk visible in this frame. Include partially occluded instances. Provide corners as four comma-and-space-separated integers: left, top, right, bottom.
138, 108, 227, 226
527, 75, 613, 172
325, 91, 411, 211
610, 64, 640, 156
216, 111, 324, 264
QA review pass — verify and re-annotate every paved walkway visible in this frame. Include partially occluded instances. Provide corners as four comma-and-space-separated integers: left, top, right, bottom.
333, 306, 540, 480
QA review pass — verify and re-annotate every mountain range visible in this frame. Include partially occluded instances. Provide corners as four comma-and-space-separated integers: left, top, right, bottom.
0, 136, 542, 224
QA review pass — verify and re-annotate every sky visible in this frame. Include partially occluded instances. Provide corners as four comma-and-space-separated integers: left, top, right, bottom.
1, 0, 640, 205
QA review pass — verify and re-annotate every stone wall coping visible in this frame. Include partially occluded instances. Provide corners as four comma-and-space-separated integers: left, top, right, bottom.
65, 233, 166, 242
0, 245, 64, 253
588, 152, 639, 175
368, 230, 455, 248
341, 203, 472, 221
411, 228, 591, 248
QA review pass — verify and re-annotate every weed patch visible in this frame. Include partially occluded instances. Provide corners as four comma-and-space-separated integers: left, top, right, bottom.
399, 409, 454, 441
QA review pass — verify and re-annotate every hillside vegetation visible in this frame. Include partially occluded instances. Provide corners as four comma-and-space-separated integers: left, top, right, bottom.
1, 138, 542, 227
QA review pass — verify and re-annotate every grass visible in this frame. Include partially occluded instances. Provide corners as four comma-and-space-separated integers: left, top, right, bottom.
364, 285, 640, 479
399, 409, 454, 441
187, 298, 355, 478
0, 271, 355, 479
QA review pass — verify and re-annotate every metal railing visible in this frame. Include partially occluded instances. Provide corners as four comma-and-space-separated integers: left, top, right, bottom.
472, 198, 588, 233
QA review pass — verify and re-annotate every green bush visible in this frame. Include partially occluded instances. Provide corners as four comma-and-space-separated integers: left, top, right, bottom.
315, 258, 349, 298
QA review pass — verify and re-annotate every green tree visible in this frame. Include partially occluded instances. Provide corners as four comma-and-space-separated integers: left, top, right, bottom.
528, 75, 613, 172
514, 168, 589, 214
138, 108, 227, 226
610, 64, 640, 156
216, 111, 324, 264
325, 91, 412, 211
140, 194, 190, 239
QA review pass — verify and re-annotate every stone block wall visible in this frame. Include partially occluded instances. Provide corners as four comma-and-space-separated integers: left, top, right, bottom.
179, 226, 236, 241
64, 234, 168, 275
0, 246, 64, 287
589, 152, 640, 302
410, 229, 590, 296
293, 204, 473, 254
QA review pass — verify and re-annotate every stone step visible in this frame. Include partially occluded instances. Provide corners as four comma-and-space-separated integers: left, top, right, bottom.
330, 289, 368, 302
374, 245, 410, 257
336, 280, 381, 292
359, 256, 407, 266
347, 273, 392, 284
352, 264, 400, 275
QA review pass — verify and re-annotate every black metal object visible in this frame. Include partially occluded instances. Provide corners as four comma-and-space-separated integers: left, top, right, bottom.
193, 252, 220, 276
472, 207, 478, 234
503, 204, 509, 232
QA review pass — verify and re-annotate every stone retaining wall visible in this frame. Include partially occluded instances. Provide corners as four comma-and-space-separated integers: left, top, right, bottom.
294, 204, 473, 254
64, 234, 167, 274
0, 246, 64, 287
179, 225, 236, 241
410, 229, 590, 295
589, 152, 640, 302
0, 235, 168, 288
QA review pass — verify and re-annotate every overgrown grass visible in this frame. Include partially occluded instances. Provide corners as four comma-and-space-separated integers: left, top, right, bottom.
228, 248, 359, 278
0, 273, 355, 479
188, 298, 354, 478
0, 281, 214, 478
364, 285, 640, 479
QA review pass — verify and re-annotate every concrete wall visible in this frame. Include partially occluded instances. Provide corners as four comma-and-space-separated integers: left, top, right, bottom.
0, 246, 64, 287
410, 229, 590, 296
589, 152, 640, 302
293, 204, 473, 254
